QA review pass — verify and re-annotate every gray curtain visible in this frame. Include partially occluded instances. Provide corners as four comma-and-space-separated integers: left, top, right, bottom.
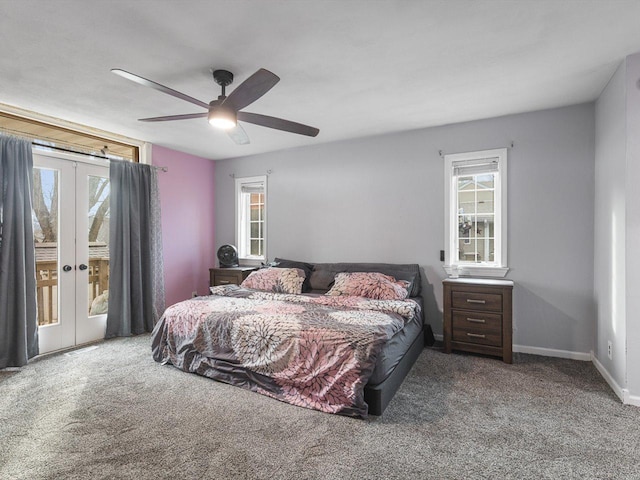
0, 135, 38, 368
106, 160, 165, 338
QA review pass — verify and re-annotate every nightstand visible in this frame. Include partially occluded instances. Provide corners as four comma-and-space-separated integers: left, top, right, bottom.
209, 266, 258, 287
443, 278, 514, 363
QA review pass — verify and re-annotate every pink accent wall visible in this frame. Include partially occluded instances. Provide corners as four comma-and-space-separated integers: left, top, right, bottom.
152, 145, 215, 307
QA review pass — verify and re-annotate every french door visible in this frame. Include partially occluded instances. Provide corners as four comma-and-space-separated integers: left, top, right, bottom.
32, 151, 110, 354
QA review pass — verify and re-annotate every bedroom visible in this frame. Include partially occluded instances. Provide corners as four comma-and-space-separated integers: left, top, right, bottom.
1, 0, 640, 478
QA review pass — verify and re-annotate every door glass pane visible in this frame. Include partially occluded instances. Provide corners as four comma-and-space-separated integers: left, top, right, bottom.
87, 176, 110, 316
32, 167, 59, 326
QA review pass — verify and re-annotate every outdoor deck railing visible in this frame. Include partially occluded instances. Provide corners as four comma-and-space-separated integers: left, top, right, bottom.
36, 258, 109, 326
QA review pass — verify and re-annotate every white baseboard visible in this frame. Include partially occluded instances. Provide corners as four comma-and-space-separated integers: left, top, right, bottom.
432, 335, 591, 361
591, 352, 628, 403
431, 337, 639, 406
626, 393, 640, 407
512, 344, 591, 361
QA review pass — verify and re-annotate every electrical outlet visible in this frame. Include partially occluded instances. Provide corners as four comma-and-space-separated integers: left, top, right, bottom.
192, 291, 198, 298
608, 341, 613, 360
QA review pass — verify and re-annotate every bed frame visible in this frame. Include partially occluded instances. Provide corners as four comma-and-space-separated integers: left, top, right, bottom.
364, 327, 426, 415
275, 259, 434, 415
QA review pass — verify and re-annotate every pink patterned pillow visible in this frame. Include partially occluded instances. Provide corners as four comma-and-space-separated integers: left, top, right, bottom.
325, 272, 410, 300
240, 267, 305, 294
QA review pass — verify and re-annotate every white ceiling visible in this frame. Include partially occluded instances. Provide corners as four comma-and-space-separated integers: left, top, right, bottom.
2, 0, 640, 160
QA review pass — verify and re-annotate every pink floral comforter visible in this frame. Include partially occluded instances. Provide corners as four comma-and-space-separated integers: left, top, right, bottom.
151, 285, 419, 417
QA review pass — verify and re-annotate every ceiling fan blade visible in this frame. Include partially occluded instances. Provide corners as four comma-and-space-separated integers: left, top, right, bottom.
111, 69, 209, 109
238, 112, 319, 137
224, 69, 280, 111
138, 113, 208, 122
227, 123, 250, 145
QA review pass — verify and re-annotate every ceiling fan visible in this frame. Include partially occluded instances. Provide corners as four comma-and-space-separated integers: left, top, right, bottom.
111, 67, 319, 145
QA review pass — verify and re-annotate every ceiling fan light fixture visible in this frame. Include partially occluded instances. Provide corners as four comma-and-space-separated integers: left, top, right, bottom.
208, 103, 237, 130
113, 67, 319, 142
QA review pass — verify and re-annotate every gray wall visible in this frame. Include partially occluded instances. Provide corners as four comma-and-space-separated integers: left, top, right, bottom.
593, 52, 640, 401
594, 62, 627, 386
594, 52, 640, 399
626, 52, 640, 398
215, 104, 595, 353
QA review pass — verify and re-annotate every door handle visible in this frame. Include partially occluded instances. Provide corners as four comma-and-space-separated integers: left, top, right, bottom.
63, 265, 73, 272
78, 264, 88, 271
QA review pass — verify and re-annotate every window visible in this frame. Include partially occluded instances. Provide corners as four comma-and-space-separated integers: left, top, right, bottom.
444, 148, 508, 277
0, 111, 139, 161
235, 176, 267, 263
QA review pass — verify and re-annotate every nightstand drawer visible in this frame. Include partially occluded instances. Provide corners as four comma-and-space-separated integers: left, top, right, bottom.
214, 274, 240, 286
452, 291, 502, 313
210, 267, 257, 289
452, 311, 502, 347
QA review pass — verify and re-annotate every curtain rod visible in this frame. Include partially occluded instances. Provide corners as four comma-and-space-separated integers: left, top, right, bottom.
31, 143, 168, 172
229, 169, 272, 178
438, 142, 515, 158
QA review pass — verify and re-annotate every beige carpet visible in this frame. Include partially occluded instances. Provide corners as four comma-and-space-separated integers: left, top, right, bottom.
1, 335, 638, 479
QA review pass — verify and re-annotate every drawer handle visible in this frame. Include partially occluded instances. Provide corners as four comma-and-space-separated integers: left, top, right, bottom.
467, 333, 486, 339
466, 318, 486, 324
219, 280, 230, 284
466, 299, 486, 304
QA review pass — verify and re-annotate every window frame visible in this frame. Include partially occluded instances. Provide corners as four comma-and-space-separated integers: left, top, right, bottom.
235, 175, 267, 265
444, 148, 508, 278
0, 105, 148, 163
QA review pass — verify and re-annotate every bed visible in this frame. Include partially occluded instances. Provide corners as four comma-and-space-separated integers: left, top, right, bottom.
152, 260, 433, 417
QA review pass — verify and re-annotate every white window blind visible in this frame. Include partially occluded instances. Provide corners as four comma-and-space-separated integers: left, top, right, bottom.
241, 183, 264, 194
452, 158, 499, 176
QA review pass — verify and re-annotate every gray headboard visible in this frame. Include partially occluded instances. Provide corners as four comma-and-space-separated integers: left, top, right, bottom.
274, 258, 421, 297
